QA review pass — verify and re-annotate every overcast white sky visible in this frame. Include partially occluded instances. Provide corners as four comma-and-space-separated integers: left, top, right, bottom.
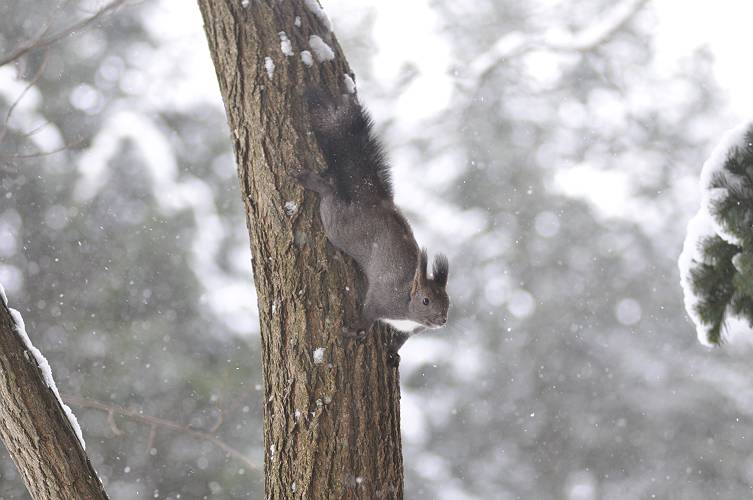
654, 0, 753, 118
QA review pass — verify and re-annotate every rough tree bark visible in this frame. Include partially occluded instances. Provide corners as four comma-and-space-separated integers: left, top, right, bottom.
198, 1, 404, 498
0, 294, 109, 499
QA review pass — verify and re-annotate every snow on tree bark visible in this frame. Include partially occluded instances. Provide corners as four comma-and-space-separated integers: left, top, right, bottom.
679, 122, 753, 345
0, 284, 109, 499
197, 1, 404, 498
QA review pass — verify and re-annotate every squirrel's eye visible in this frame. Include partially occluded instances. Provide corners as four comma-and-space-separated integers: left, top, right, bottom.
422, 297, 430, 306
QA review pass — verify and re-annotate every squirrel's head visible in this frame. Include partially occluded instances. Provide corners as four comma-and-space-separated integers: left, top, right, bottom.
408, 249, 450, 328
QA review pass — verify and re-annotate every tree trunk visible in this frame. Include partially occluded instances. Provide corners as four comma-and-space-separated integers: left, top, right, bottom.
0, 294, 109, 499
198, 2, 404, 498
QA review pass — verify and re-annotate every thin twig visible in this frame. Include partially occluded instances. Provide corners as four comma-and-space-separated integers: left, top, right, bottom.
106, 409, 123, 436
63, 395, 259, 471
19, 120, 53, 139
0, 136, 87, 160
208, 408, 224, 434
0, 51, 50, 144
0, 0, 130, 67
145, 424, 157, 455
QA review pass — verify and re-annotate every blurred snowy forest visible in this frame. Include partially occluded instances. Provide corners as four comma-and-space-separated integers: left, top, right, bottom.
2, 0, 753, 499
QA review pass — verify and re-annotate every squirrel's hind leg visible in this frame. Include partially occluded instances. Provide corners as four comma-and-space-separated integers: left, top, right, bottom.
341, 314, 374, 342
341, 299, 379, 342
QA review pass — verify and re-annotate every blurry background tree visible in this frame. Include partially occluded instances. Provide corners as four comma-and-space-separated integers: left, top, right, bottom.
0, 1, 262, 498
2, 0, 753, 499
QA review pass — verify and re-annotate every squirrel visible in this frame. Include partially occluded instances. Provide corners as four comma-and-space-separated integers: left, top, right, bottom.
294, 88, 450, 363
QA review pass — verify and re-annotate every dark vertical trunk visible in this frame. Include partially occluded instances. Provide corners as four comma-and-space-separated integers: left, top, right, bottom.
198, 1, 404, 498
0, 296, 109, 499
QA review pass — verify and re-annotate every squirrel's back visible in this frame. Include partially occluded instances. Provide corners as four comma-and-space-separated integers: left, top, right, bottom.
307, 88, 392, 202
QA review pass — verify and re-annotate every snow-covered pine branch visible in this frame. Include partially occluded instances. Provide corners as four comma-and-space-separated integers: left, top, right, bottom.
679, 122, 753, 345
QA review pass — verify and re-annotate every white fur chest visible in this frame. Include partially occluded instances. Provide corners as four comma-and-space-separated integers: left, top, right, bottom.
380, 319, 424, 333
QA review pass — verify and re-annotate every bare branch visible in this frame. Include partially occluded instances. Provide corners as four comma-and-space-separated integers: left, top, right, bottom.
467, 0, 651, 84
0, 0, 130, 68
63, 395, 259, 471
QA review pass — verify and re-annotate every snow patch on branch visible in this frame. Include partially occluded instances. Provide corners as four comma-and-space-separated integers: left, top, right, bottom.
343, 74, 356, 94
1, 286, 86, 449
264, 57, 275, 79
300, 51, 314, 67
284, 201, 298, 215
309, 35, 334, 62
303, 0, 332, 31
313, 347, 325, 365
279, 32, 293, 56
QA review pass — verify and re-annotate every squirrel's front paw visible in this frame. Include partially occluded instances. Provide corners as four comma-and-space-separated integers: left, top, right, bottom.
291, 169, 310, 181
386, 350, 401, 368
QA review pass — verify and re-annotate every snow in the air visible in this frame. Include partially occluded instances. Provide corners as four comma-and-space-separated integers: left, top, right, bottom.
279, 32, 293, 56
300, 50, 314, 67
313, 347, 325, 364
74, 111, 257, 335
343, 74, 356, 94
264, 57, 275, 79
678, 121, 753, 345
294, 16, 302, 28
303, 0, 332, 31
1, 287, 86, 449
615, 298, 642, 326
309, 35, 335, 62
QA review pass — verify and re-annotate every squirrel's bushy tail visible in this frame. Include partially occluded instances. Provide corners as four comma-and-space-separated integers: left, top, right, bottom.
306, 88, 392, 202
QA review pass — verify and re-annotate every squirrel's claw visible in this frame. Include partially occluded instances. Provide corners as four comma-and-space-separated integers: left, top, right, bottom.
386, 350, 401, 368
341, 326, 368, 342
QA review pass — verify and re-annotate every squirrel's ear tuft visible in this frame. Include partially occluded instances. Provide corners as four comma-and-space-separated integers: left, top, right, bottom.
412, 248, 428, 295
432, 253, 449, 288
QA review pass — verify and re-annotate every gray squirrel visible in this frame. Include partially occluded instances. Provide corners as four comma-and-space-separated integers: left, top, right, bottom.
294, 88, 449, 362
